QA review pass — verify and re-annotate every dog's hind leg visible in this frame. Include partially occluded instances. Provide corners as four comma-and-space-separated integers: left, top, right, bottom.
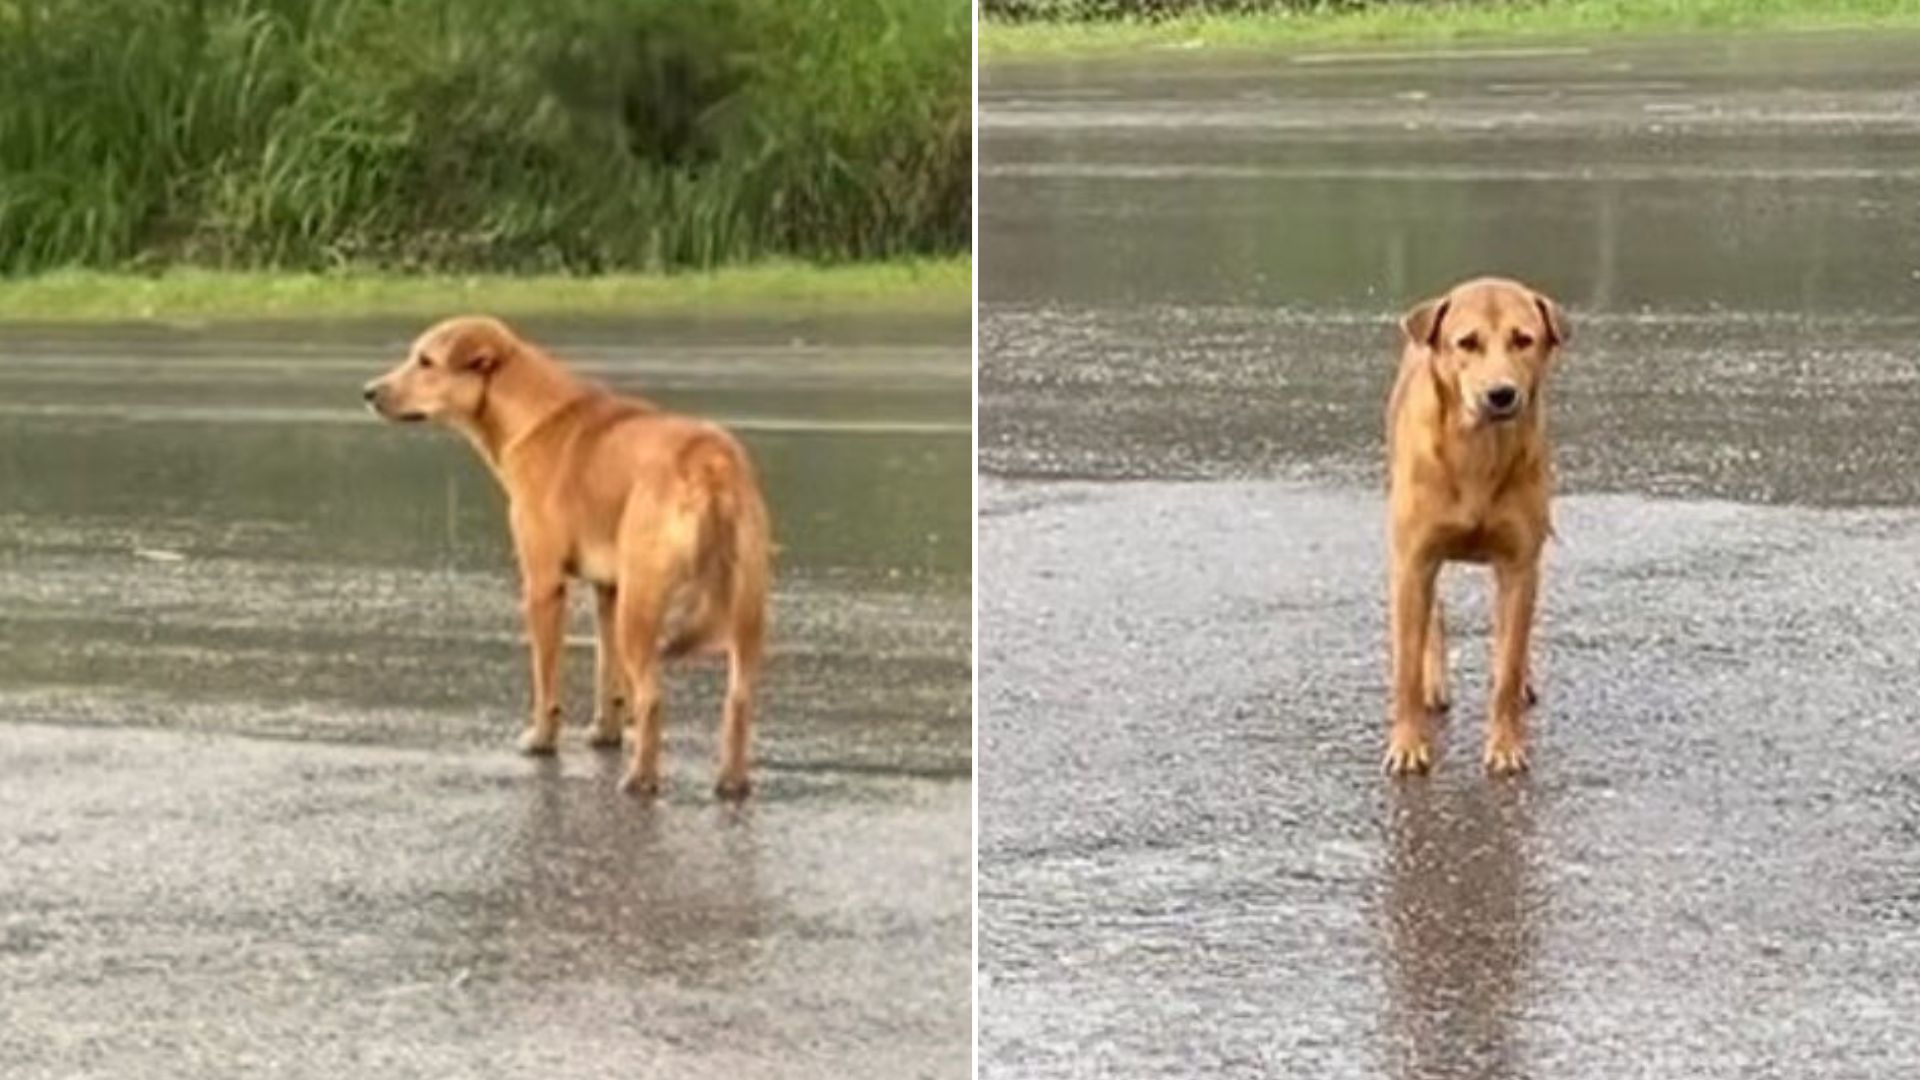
587, 584, 626, 748
613, 496, 687, 796
614, 577, 668, 797
714, 604, 764, 801
516, 575, 567, 755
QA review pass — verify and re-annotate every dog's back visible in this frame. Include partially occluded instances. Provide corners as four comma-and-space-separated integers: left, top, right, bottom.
521, 388, 770, 658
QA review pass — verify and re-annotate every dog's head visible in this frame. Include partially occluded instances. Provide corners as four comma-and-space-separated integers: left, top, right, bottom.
362, 316, 518, 424
1401, 278, 1567, 427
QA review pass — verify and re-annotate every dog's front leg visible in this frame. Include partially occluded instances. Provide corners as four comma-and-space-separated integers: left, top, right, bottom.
1386, 546, 1440, 775
1422, 596, 1450, 712
1486, 557, 1539, 774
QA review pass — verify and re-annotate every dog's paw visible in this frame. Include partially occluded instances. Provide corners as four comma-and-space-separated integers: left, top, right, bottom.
584, 720, 624, 749
1383, 728, 1433, 777
1483, 737, 1529, 776
714, 773, 752, 802
618, 769, 662, 798
516, 727, 559, 756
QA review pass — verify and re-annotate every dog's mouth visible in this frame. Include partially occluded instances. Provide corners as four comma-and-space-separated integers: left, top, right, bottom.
364, 400, 428, 423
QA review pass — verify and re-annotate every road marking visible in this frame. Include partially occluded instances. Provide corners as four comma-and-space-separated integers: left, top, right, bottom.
0, 402, 969, 435
1291, 46, 1593, 65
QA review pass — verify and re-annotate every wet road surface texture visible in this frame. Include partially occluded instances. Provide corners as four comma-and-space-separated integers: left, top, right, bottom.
0, 314, 970, 1078
981, 32, 1920, 1078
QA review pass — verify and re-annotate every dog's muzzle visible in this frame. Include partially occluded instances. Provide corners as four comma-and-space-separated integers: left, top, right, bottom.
1481, 384, 1523, 422
362, 382, 424, 422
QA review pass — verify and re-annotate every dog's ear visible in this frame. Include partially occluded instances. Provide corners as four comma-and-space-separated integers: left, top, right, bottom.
449, 322, 509, 374
1533, 290, 1567, 348
1400, 294, 1450, 350
464, 346, 501, 375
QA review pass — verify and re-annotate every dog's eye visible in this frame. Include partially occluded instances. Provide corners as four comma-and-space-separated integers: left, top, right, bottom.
1511, 332, 1536, 350
1456, 334, 1483, 353
417, 355, 434, 369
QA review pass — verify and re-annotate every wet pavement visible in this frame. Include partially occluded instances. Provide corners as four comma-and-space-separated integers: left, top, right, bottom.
980, 32, 1920, 1078
0, 314, 971, 1078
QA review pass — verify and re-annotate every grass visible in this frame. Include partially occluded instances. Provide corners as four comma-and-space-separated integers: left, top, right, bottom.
981, 0, 1920, 58
0, 0, 969, 274
0, 256, 971, 322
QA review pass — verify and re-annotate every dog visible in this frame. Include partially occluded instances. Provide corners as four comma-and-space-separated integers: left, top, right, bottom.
363, 316, 771, 799
1383, 277, 1566, 776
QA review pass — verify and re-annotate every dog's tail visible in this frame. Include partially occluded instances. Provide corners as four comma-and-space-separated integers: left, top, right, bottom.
660, 433, 771, 660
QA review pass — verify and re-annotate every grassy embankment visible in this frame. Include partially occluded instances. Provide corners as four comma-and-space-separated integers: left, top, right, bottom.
0, 0, 970, 321
0, 259, 970, 322
983, 0, 1920, 57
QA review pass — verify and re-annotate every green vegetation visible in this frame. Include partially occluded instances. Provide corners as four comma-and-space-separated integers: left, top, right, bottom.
982, 0, 1920, 57
0, 257, 970, 322
0, 0, 969, 275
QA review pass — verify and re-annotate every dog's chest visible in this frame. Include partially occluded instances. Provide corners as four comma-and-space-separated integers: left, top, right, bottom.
1429, 497, 1541, 562
1432, 522, 1500, 563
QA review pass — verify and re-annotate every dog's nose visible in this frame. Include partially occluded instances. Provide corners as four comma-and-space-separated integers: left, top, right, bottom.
1485, 384, 1520, 413
361, 383, 380, 404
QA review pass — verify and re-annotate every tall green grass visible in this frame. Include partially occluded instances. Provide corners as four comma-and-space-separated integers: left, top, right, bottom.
0, 0, 970, 274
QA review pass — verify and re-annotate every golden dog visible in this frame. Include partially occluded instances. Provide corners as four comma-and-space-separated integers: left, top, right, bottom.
364, 316, 771, 799
1384, 278, 1566, 776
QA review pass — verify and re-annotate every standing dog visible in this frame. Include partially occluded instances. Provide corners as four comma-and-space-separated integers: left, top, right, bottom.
364, 316, 771, 799
1384, 278, 1567, 776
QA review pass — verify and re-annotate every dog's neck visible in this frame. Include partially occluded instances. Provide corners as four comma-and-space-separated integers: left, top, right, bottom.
450, 351, 590, 472
1444, 404, 1548, 488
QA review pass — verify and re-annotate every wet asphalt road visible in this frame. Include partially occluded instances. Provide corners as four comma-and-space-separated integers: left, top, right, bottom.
0, 315, 970, 1078
981, 32, 1920, 1078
